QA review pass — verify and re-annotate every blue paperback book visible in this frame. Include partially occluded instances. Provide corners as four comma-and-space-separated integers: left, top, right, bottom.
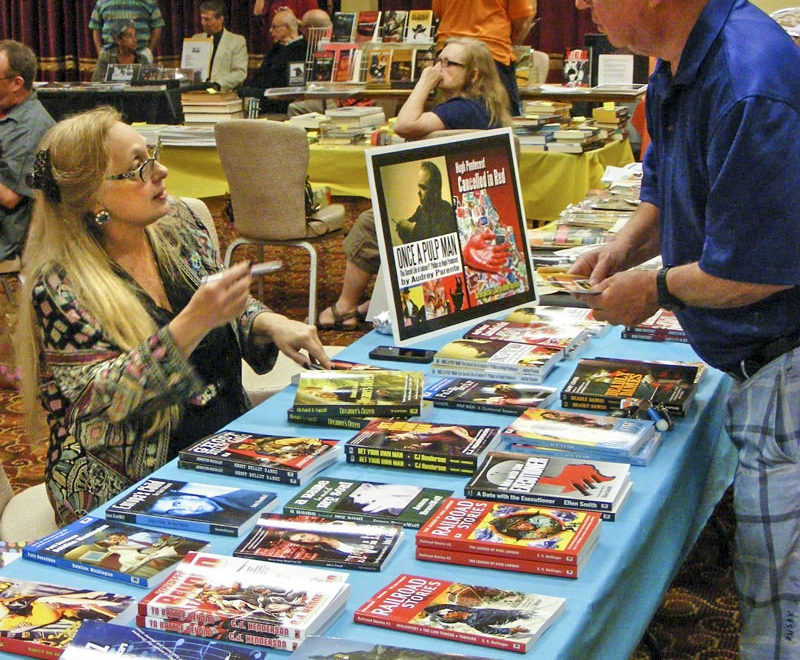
22, 515, 208, 588
106, 478, 278, 536
61, 620, 267, 659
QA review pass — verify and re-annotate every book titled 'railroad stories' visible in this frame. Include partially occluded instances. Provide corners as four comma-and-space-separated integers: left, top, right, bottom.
105, 479, 277, 537
465, 451, 631, 512
234, 514, 403, 571
284, 477, 452, 529
354, 574, 565, 653
561, 357, 699, 416
179, 429, 340, 485
22, 515, 207, 588
0, 578, 136, 659
293, 370, 425, 417
344, 418, 501, 475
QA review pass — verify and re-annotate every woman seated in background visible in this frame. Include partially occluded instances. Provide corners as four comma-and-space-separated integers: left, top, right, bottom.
316, 37, 510, 329
17, 107, 330, 525
92, 19, 153, 83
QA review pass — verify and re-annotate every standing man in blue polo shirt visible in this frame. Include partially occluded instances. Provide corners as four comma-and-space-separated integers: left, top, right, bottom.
90, 0, 165, 59
0, 40, 54, 263
569, 0, 800, 657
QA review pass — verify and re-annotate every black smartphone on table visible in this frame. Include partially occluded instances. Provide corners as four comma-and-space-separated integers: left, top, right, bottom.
368, 345, 436, 364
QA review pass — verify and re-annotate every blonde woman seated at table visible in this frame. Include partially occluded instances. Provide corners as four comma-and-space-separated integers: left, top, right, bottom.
317, 37, 511, 330
17, 107, 331, 526
92, 20, 152, 83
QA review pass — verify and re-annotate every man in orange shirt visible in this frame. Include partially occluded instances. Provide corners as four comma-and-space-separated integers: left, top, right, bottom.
432, 0, 535, 115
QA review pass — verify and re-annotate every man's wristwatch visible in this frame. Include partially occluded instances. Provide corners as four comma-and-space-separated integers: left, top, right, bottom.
656, 266, 685, 311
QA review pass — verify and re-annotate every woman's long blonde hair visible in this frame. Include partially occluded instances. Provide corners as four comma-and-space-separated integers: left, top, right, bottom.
16, 107, 187, 439
436, 37, 513, 128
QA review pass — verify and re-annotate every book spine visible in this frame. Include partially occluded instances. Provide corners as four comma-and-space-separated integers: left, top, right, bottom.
137, 605, 300, 637
415, 546, 579, 578
463, 486, 612, 511
291, 403, 421, 416
502, 442, 636, 465
232, 550, 382, 572
559, 392, 618, 412
177, 459, 301, 485
137, 616, 302, 649
499, 432, 629, 458
21, 548, 153, 588
415, 534, 578, 564
344, 446, 477, 475
105, 510, 216, 535
431, 365, 546, 384
283, 505, 421, 529
0, 637, 63, 659
352, 611, 524, 653
429, 398, 527, 416
288, 410, 371, 430
432, 355, 545, 374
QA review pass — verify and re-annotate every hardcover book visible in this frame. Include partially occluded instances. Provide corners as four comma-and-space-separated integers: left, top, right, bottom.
293, 370, 424, 416
22, 515, 207, 588
105, 479, 277, 537
502, 407, 654, 458
355, 10, 382, 43
416, 498, 600, 564
561, 357, 699, 416
465, 451, 631, 511
284, 477, 452, 529
179, 429, 340, 485
139, 551, 349, 639
344, 418, 502, 475
380, 10, 408, 43
61, 620, 267, 659
234, 514, 403, 571
354, 574, 565, 653
463, 319, 591, 355
290, 636, 495, 659
405, 10, 434, 43
0, 578, 136, 659
330, 12, 357, 42
423, 377, 558, 416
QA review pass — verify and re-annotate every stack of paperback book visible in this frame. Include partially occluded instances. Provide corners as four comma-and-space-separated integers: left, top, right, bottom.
0, 578, 136, 658
343, 418, 502, 475
22, 515, 208, 588
561, 356, 700, 416
180, 91, 243, 126
105, 478, 278, 536
423, 377, 558, 416
354, 573, 565, 652
178, 429, 340, 485
503, 305, 610, 336
501, 406, 658, 467
464, 318, 592, 357
416, 497, 601, 577
234, 514, 404, 571
466, 450, 633, 520
431, 338, 562, 384
284, 477, 453, 529
138, 551, 350, 651
622, 308, 688, 343
289, 369, 425, 429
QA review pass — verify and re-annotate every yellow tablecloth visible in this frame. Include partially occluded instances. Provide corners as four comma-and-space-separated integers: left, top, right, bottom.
161, 138, 633, 224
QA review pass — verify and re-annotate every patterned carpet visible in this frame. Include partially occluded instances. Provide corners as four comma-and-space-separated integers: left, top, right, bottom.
0, 195, 740, 658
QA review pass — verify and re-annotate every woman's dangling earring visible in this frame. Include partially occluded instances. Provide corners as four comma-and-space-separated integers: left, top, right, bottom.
94, 210, 111, 226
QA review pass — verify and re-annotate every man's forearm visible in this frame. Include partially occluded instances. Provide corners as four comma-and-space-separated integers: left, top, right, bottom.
666, 263, 792, 309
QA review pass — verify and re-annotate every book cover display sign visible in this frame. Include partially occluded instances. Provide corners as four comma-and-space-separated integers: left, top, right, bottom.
366, 129, 537, 344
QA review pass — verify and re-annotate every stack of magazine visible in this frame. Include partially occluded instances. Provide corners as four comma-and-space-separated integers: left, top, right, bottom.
466, 450, 633, 521
500, 406, 659, 467
234, 514, 404, 571
288, 369, 425, 429
343, 418, 502, 475
178, 429, 340, 485
354, 573, 565, 653
137, 551, 350, 652
416, 497, 601, 578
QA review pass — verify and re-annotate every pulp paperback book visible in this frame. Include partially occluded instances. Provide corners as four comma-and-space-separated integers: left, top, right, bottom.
344, 418, 501, 475
423, 377, 558, 416
465, 451, 631, 511
179, 429, 339, 485
622, 308, 688, 343
60, 620, 267, 659
290, 636, 496, 659
284, 477, 452, 529
354, 574, 565, 653
22, 515, 207, 588
234, 514, 403, 571
105, 479, 277, 536
0, 578, 136, 659
502, 407, 654, 458
561, 357, 699, 416
432, 339, 562, 383
503, 305, 609, 336
464, 319, 591, 355
293, 370, 425, 417
416, 497, 600, 564
139, 551, 349, 638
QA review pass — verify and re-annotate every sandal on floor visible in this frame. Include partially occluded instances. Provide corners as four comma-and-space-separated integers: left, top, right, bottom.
355, 301, 370, 322
316, 303, 359, 331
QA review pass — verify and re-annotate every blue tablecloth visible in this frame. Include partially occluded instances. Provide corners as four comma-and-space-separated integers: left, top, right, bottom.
0, 326, 736, 659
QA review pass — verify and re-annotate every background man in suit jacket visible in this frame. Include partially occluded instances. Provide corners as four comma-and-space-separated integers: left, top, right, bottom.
192, 0, 248, 92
